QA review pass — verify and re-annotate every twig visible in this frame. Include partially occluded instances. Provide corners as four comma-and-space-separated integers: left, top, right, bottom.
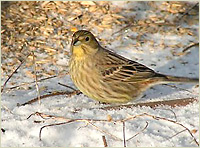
112, 22, 175, 36
32, 50, 41, 105
28, 112, 199, 146
67, 90, 81, 97
28, 112, 73, 120
5, 75, 57, 91
112, 23, 133, 36
39, 122, 71, 141
182, 42, 199, 53
58, 82, 76, 91
166, 129, 187, 141
122, 121, 126, 147
1, 53, 31, 93
19, 90, 81, 106
77, 122, 89, 130
126, 121, 148, 141
28, 112, 122, 141
88, 122, 122, 141
1, 104, 13, 114
99, 98, 198, 110
102, 135, 108, 147
177, 3, 199, 22
137, 113, 199, 146
154, 108, 177, 122
40, 121, 122, 142
162, 84, 194, 94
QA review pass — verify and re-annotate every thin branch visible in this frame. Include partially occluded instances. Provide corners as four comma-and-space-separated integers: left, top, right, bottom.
1, 104, 13, 114
154, 108, 177, 122
126, 121, 148, 141
166, 129, 187, 141
162, 84, 194, 94
112, 22, 175, 36
39, 122, 71, 141
177, 3, 199, 22
99, 98, 198, 110
19, 90, 81, 106
88, 122, 122, 141
39, 121, 122, 142
32, 50, 41, 105
112, 23, 133, 36
28, 112, 108, 123
182, 42, 199, 53
140, 113, 199, 146
122, 121, 126, 147
1, 53, 31, 93
122, 113, 198, 146
28, 112, 199, 146
5, 75, 57, 91
58, 82, 77, 91
102, 135, 108, 147
28, 112, 122, 141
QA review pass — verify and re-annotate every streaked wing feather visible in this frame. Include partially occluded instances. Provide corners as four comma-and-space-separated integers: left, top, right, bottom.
98, 49, 157, 82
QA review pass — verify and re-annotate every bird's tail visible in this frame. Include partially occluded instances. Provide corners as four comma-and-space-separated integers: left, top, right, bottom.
160, 74, 199, 83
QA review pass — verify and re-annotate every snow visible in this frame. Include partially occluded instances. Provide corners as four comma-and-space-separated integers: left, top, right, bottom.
1, 1, 199, 147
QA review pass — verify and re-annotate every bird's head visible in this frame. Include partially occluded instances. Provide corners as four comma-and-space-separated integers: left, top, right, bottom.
70, 30, 100, 59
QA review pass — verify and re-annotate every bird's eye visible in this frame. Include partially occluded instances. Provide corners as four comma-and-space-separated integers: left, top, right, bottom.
85, 36, 90, 42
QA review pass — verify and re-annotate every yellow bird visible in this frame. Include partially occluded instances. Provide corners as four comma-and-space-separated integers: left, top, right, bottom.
69, 30, 199, 103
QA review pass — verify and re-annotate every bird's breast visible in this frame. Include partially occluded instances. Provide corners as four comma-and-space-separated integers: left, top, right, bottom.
72, 46, 86, 59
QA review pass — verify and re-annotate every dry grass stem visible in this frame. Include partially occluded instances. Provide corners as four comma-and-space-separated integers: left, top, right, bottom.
126, 121, 148, 141
154, 108, 177, 122
162, 84, 196, 94
28, 112, 199, 146
99, 98, 198, 110
1, 53, 31, 93
1, 104, 13, 114
177, 2, 199, 22
102, 135, 108, 147
19, 90, 80, 106
182, 42, 199, 53
4, 75, 57, 91
58, 82, 77, 91
32, 50, 41, 105
122, 121, 126, 147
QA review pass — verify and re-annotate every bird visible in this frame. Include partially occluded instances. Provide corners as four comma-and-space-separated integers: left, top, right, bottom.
68, 30, 199, 104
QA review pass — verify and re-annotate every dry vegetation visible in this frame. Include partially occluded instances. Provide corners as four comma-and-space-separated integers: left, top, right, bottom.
1, 1, 198, 90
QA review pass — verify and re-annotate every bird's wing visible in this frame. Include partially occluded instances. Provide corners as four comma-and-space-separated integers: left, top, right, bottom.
97, 49, 158, 82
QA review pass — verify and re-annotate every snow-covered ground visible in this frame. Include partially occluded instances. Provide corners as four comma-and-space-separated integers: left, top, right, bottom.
1, 1, 199, 147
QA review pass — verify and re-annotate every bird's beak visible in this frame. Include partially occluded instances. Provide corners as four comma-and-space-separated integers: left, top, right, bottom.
73, 38, 81, 46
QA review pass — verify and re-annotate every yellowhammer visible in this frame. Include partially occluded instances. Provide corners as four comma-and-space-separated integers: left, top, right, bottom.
69, 30, 199, 103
